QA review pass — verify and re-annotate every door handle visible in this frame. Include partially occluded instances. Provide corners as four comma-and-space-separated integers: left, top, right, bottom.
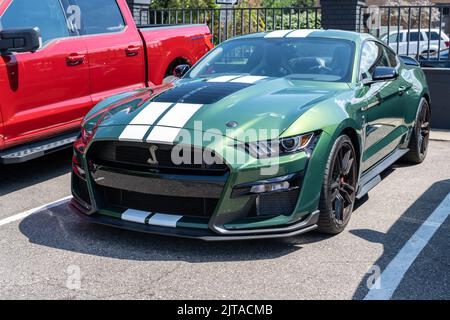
125, 45, 140, 57
398, 86, 407, 96
66, 53, 85, 66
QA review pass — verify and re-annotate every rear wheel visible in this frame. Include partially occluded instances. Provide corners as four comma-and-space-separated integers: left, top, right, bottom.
403, 98, 430, 164
317, 135, 358, 234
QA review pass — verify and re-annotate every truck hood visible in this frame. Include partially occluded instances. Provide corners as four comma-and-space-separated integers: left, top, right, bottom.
97, 77, 348, 141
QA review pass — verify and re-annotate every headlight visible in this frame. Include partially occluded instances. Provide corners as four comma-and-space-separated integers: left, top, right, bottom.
241, 132, 317, 159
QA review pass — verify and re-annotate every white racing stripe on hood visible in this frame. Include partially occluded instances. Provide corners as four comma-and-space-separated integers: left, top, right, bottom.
119, 102, 173, 141
207, 75, 241, 82
264, 30, 293, 38
146, 103, 203, 144
286, 29, 315, 38
230, 75, 268, 84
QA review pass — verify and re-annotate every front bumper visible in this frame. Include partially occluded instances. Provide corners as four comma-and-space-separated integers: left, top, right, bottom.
70, 197, 319, 241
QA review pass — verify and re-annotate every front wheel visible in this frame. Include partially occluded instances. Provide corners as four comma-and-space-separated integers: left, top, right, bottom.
317, 135, 358, 234
403, 98, 430, 164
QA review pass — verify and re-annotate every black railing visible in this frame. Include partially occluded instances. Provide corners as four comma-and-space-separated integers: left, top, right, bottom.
131, 5, 321, 44
359, 5, 450, 62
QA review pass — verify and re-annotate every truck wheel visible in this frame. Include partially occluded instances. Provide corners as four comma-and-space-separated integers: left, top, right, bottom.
317, 135, 358, 234
403, 98, 430, 164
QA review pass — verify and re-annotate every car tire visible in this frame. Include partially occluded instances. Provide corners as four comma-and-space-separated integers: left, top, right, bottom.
403, 98, 431, 164
317, 135, 358, 234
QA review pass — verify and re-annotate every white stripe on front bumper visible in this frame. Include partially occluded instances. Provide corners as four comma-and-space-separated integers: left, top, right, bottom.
148, 213, 183, 228
121, 209, 151, 224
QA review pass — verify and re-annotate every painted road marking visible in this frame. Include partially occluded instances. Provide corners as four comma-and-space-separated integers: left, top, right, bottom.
0, 196, 72, 227
364, 192, 450, 300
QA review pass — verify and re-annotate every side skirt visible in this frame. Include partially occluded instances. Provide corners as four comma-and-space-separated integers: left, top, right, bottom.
356, 148, 409, 199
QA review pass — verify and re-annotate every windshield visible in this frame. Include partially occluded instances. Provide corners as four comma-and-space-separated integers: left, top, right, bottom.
188, 37, 356, 82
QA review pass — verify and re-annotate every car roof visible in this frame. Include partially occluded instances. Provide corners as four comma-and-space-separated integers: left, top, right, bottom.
386, 28, 441, 34
228, 29, 375, 44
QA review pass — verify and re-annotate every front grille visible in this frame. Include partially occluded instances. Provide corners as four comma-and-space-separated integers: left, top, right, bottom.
72, 173, 91, 205
98, 185, 219, 218
89, 141, 228, 176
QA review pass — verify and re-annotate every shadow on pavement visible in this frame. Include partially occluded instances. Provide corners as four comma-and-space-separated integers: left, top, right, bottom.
0, 149, 72, 197
351, 179, 450, 300
18, 202, 317, 263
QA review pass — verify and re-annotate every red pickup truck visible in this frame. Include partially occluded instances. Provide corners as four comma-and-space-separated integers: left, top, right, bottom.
0, 0, 212, 163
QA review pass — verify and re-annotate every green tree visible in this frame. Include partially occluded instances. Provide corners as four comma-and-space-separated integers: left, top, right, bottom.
149, 0, 216, 9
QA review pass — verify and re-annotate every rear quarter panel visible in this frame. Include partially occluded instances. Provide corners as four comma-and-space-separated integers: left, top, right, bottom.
139, 25, 212, 85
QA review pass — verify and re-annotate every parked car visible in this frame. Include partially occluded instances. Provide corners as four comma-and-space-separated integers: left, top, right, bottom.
381, 28, 450, 56
419, 48, 450, 68
70, 30, 431, 240
0, 0, 213, 164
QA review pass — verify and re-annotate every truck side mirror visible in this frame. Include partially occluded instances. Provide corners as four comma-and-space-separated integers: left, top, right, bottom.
173, 64, 190, 78
0, 28, 41, 54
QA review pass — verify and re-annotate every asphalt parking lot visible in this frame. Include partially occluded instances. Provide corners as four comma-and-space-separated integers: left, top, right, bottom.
0, 135, 449, 300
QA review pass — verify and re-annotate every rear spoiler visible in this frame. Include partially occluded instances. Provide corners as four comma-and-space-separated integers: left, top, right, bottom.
399, 55, 420, 67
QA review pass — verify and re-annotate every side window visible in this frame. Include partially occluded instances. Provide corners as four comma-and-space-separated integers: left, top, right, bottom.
407, 32, 424, 42
360, 41, 390, 80
388, 33, 399, 43
0, 0, 69, 45
429, 32, 443, 41
384, 47, 398, 67
74, 0, 125, 35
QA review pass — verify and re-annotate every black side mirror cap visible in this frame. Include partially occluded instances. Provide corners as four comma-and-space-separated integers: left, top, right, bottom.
173, 64, 190, 78
363, 66, 398, 85
0, 27, 41, 54
399, 55, 420, 67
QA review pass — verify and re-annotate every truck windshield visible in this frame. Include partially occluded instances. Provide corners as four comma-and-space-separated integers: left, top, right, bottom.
188, 37, 356, 82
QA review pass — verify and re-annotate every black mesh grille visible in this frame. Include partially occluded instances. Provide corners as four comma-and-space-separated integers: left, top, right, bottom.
99, 185, 218, 218
88, 141, 228, 176
255, 189, 300, 216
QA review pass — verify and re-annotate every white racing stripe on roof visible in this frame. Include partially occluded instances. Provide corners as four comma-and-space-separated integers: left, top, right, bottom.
148, 213, 183, 228
129, 102, 173, 125
230, 75, 268, 84
207, 75, 241, 82
119, 125, 151, 141
121, 209, 151, 224
286, 29, 315, 38
146, 103, 203, 144
264, 30, 293, 38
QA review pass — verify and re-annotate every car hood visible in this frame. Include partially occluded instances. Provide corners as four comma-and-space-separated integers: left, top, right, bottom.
97, 77, 349, 141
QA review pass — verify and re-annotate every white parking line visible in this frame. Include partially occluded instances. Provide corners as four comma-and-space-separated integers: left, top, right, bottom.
365, 192, 450, 300
0, 196, 72, 227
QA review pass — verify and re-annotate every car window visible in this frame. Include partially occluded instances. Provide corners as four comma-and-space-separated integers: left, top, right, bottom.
384, 47, 398, 67
407, 32, 424, 42
188, 37, 356, 83
0, 0, 70, 44
73, 0, 125, 35
388, 33, 399, 43
360, 41, 390, 80
429, 31, 444, 41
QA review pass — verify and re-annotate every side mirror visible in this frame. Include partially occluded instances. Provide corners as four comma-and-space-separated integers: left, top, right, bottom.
399, 55, 420, 67
173, 64, 190, 78
0, 28, 41, 54
372, 66, 398, 81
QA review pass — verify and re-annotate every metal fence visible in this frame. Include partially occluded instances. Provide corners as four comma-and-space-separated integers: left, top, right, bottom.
359, 5, 450, 62
131, 5, 321, 44
130, 4, 450, 63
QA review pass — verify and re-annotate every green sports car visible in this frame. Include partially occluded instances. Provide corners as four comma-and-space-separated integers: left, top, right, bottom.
70, 29, 431, 240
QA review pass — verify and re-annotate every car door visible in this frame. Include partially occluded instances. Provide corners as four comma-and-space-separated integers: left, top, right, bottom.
0, 0, 91, 148
71, 0, 145, 106
360, 41, 408, 171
